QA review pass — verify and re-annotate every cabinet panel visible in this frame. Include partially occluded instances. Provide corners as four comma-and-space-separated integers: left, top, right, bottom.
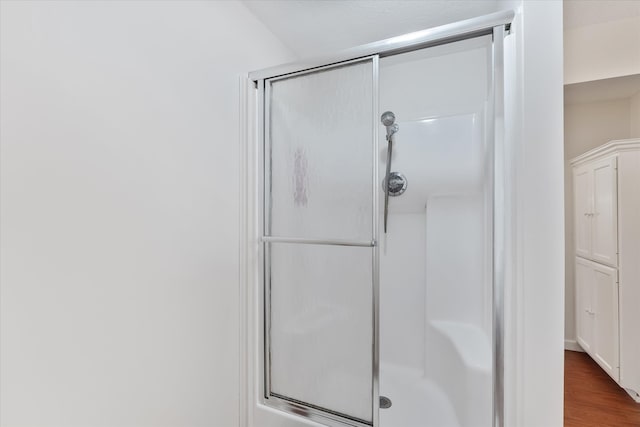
571, 141, 640, 400
575, 258, 594, 353
592, 263, 619, 382
617, 150, 640, 398
574, 167, 592, 259
592, 157, 618, 266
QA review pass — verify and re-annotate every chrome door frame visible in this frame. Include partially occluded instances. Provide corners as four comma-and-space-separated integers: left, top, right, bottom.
249, 9, 513, 427
249, 10, 512, 82
259, 55, 379, 427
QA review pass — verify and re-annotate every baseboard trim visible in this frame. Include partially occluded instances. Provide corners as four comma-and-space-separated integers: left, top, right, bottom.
565, 339, 584, 352
624, 388, 640, 403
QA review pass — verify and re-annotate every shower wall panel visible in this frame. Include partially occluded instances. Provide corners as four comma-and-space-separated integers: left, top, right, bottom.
378, 35, 493, 427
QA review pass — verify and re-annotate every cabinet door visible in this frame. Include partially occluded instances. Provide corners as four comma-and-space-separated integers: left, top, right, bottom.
574, 166, 592, 259
591, 157, 618, 267
575, 257, 594, 353
592, 262, 619, 382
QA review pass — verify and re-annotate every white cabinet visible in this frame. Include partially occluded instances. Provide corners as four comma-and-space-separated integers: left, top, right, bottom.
592, 262, 619, 379
575, 258, 593, 353
571, 139, 640, 402
617, 149, 640, 403
576, 257, 620, 381
573, 166, 591, 259
573, 156, 617, 267
591, 157, 618, 266
575, 258, 619, 381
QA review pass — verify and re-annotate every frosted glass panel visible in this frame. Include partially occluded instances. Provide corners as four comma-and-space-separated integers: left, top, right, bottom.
269, 243, 373, 423
268, 61, 374, 240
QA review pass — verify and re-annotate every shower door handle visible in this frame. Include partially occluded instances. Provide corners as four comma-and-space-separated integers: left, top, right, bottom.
261, 236, 377, 247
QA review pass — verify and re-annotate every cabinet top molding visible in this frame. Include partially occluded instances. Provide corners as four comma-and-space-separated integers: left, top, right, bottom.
571, 138, 640, 166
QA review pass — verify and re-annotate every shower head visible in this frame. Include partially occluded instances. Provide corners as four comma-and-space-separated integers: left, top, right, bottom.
380, 111, 396, 127
381, 111, 399, 140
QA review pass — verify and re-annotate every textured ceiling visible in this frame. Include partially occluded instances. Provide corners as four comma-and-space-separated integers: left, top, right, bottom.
564, 0, 640, 30
242, 0, 505, 58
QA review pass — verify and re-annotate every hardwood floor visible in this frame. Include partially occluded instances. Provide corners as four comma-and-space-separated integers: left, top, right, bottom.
565, 350, 640, 426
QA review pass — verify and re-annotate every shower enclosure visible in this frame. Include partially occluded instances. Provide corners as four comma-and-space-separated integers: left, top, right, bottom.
242, 10, 513, 427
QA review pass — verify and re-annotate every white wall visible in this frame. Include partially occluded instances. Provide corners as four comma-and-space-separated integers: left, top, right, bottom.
563, 98, 633, 344
1, 1, 567, 427
0, 2, 293, 426
565, 99, 633, 157
512, 2, 565, 426
632, 90, 640, 136
564, 16, 640, 84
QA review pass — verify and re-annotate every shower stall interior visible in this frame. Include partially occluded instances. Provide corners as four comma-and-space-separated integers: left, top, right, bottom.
243, 11, 513, 427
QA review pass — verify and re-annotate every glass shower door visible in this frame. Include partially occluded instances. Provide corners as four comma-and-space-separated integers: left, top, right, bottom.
262, 57, 378, 427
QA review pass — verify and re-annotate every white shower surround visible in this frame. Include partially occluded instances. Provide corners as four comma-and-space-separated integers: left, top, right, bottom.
240, 4, 565, 427
379, 163, 493, 427
246, 17, 501, 427
378, 36, 493, 424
